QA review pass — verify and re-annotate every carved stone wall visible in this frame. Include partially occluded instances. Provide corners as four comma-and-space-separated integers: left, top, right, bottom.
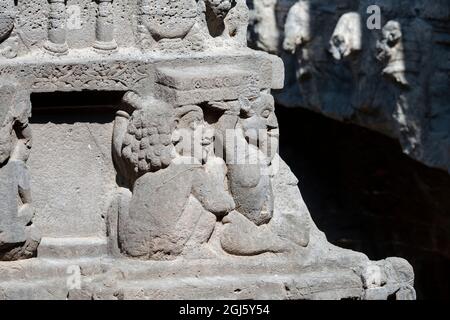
247, 0, 450, 174
0, 0, 415, 299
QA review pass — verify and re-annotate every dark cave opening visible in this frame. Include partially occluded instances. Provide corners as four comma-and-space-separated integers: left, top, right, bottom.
276, 105, 450, 300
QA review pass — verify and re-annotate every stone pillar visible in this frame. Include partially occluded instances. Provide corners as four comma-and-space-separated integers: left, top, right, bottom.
44, 0, 69, 55
93, 0, 117, 51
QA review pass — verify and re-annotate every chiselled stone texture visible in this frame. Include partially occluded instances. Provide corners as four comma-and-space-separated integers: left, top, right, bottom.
247, 0, 450, 174
1, 0, 415, 299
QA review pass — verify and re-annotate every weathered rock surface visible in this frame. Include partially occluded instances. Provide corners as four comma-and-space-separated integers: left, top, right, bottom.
247, 0, 450, 174
0, 0, 415, 300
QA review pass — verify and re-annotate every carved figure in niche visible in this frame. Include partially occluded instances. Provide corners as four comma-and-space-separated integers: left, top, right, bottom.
213, 91, 303, 256
282, 0, 310, 54
329, 12, 362, 61
137, 0, 207, 51
282, 0, 321, 107
0, 85, 40, 261
376, 21, 408, 87
375, 18, 431, 157
248, 0, 279, 53
0, 0, 19, 58
204, 0, 249, 47
110, 92, 235, 260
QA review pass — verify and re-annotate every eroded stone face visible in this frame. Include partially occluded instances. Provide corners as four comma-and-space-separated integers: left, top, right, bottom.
0, 0, 415, 300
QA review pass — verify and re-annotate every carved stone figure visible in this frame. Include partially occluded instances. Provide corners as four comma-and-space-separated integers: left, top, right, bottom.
210, 92, 308, 256
376, 20, 408, 86
329, 12, 362, 60
221, 92, 278, 226
0, 85, 40, 261
111, 93, 235, 260
0, 0, 18, 58
204, 0, 249, 46
282, 0, 310, 54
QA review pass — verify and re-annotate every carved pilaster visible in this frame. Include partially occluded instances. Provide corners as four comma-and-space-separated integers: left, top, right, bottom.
93, 0, 117, 52
44, 0, 69, 55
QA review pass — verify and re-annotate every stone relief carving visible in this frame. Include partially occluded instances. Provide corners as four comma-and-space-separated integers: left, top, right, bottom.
248, 0, 279, 53
0, 84, 40, 261
136, 0, 207, 51
108, 91, 297, 259
0, 0, 19, 59
109, 93, 234, 259
329, 12, 362, 61
29, 62, 150, 91
282, 0, 310, 54
204, 0, 249, 47
0, 0, 416, 300
248, 0, 449, 174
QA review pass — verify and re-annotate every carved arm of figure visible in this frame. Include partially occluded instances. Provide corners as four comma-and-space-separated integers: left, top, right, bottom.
329, 12, 363, 60
112, 92, 147, 187
204, 0, 249, 46
192, 156, 235, 218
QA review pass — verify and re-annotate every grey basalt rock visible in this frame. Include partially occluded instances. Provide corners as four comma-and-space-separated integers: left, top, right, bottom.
0, 0, 414, 299
248, 0, 450, 174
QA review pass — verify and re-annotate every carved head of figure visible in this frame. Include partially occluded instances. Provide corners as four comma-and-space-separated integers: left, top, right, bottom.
172, 105, 214, 164
376, 20, 402, 62
121, 100, 175, 175
239, 92, 279, 162
329, 12, 362, 60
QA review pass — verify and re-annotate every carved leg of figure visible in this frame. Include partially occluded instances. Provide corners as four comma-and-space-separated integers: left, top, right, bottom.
176, 196, 218, 259
107, 187, 131, 257
0, 224, 40, 261
220, 211, 290, 256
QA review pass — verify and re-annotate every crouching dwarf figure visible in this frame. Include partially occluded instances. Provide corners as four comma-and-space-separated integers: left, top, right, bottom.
213, 91, 309, 256
0, 86, 40, 261
109, 92, 235, 260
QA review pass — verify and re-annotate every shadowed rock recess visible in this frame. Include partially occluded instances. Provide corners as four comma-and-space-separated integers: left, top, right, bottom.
1, 0, 415, 300
247, 0, 449, 174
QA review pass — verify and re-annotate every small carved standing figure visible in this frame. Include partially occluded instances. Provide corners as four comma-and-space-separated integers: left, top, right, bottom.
0, 85, 40, 261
